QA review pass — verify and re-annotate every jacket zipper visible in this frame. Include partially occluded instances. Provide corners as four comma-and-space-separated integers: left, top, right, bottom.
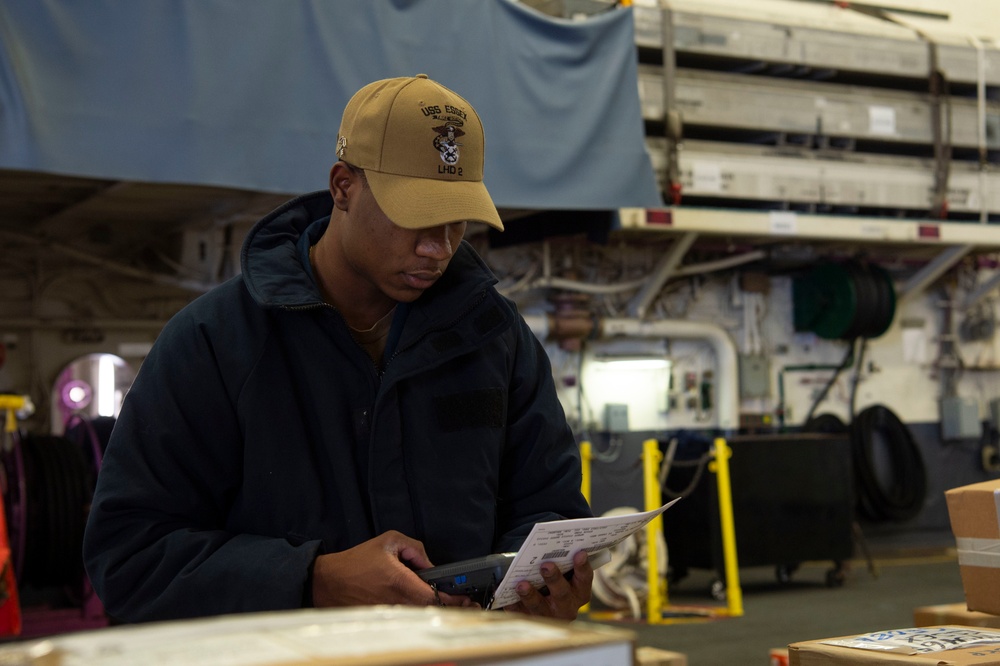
282, 300, 383, 379
380, 290, 489, 374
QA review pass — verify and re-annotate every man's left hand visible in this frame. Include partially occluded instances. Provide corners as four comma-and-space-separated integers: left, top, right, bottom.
503, 550, 592, 620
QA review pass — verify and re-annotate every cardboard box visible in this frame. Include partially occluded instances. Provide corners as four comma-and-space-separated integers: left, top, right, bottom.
789, 625, 1000, 665
636, 646, 688, 665
915, 603, 1000, 629
0, 606, 637, 666
946, 479, 1000, 615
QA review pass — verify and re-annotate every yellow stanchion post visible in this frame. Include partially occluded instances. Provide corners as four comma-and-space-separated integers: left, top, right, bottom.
0, 395, 28, 435
642, 438, 665, 624
710, 437, 744, 617
579, 441, 593, 615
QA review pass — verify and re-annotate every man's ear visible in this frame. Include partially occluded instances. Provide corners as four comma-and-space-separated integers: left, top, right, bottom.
329, 162, 354, 211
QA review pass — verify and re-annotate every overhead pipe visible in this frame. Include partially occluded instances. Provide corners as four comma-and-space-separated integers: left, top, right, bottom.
518, 247, 765, 298
627, 232, 697, 319
0, 229, 217, 293
0, 318, 168, 330
524, 313, 740, 434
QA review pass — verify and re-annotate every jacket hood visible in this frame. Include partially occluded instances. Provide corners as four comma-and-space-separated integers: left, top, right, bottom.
241, 190, 333, 308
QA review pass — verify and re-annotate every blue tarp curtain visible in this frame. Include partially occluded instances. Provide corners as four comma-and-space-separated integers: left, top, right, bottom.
0, 0, 661, 210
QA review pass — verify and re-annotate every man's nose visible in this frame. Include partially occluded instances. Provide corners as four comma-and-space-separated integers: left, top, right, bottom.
416, 224, 456, 260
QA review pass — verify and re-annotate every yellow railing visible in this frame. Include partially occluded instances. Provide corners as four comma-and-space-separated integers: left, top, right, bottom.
581, 436, 743, 622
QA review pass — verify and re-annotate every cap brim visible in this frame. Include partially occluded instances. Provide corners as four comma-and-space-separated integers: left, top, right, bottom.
366, 171, 504, 231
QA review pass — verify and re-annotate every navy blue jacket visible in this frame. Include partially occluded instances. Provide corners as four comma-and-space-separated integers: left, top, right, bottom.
83, 191, 591, 622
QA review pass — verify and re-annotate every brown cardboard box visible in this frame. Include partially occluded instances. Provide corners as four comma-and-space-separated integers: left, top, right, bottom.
636, 646, 688, 666
915, 603, 1000, 629
789, 626, 1000, 665
0, 606, 637, 665
946, 479, 1000, 615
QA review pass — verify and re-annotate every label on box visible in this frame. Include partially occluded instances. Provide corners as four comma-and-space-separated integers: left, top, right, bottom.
822, 627, 1000, 654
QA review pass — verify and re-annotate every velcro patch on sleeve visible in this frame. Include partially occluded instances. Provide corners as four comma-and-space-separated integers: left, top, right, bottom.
474, 306, 505, 335
433, 387, 505, 432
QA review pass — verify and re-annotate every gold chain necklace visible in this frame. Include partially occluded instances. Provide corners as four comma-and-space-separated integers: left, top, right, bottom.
348, 305, 396, 334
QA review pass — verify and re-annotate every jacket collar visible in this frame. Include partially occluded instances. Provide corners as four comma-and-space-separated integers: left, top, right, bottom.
240, 190, 502, 320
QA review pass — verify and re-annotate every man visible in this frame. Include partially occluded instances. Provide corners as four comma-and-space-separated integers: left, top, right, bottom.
83, 74, 593, 622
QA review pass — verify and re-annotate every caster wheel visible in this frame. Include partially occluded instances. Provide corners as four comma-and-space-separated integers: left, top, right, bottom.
826, 567, 846, 588
776, 564, 799, 584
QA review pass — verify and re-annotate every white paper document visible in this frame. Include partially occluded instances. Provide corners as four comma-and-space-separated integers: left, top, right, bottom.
489, 498, 681, 609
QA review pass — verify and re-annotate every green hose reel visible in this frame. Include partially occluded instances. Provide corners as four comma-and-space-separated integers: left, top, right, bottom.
792, 262, 896, 340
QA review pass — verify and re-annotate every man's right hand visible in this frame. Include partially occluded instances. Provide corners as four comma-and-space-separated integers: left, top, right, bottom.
310, 530, 476, 608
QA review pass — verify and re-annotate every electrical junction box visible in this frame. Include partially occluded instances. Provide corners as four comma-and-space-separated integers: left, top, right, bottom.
941, 396, 981, 441
604, 403, 630, 433
739, 354, 770, 398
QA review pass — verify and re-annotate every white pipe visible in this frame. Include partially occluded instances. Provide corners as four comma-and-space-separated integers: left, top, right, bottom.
512, 249, 767, 297
628, 232, 697, 319
602, 318, 739, 433
523, 314, 740, 433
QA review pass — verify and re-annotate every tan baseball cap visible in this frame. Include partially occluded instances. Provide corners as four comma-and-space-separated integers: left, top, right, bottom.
335, 74, 504, 231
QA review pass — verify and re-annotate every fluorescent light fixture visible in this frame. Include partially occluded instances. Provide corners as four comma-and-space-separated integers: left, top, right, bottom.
98, 354, 115, 417
594, 357, 670, 370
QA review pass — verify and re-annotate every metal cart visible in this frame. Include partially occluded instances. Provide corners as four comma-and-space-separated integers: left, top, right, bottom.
661, 432, 854, 598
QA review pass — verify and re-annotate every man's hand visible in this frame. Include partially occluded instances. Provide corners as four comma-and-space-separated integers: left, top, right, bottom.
503, 550, 593, 620
310, 530, 476, 608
